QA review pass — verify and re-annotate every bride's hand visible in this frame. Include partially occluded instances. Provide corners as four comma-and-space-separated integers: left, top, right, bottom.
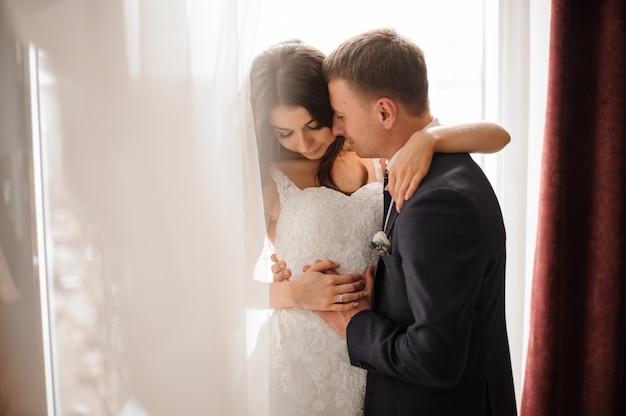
271, 253, 291, 282
387, 129, 435, 213
292, 260, 366, 311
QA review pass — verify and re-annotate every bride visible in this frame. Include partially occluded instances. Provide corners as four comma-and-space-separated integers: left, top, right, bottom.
249, 40, 509, 416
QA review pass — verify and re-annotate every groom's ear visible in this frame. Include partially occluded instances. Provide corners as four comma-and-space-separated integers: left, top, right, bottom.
376, 98, 397, 129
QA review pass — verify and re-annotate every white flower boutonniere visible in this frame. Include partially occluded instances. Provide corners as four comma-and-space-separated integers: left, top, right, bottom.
369, 231, 391, 256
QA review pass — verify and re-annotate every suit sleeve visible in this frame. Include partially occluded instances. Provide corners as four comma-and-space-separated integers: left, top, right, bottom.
346, 187, 485, 388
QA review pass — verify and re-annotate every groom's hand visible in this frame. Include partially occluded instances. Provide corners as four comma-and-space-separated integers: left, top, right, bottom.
317, 266, 375, 336
292, 260, 367, 311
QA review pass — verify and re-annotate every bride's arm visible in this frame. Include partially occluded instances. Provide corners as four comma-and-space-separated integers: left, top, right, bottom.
388, 121, 510, 211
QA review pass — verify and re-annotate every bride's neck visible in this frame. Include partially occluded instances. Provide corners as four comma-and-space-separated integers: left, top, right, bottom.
330, 152, 369, 194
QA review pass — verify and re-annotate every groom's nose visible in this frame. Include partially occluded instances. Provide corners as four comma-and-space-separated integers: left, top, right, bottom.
332, 114, 346, 136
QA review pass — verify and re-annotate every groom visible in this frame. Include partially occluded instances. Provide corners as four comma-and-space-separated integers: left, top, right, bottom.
317, 29, 517, 415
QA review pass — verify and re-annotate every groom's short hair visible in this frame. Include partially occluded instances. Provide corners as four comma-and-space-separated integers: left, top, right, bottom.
323, 28, 429, 117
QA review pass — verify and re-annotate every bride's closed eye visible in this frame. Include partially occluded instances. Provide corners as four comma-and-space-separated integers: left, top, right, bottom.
306, 122, 324, 131
273, 128, 293, 140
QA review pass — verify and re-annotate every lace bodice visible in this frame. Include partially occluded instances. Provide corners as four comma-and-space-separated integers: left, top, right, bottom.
266, 161, 384, 416
272, 165, 383, 277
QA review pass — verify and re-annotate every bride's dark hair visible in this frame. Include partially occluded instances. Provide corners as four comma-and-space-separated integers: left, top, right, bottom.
249, 40, 345, 190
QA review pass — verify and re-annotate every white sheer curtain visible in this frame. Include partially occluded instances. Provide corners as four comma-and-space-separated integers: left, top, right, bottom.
483, 0, 550, 403
521, 0, 551, 396
7, 0, 267, 414
3, 0, 550, 413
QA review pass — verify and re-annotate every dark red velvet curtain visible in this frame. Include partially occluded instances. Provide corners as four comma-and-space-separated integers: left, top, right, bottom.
522, 0, 626, 415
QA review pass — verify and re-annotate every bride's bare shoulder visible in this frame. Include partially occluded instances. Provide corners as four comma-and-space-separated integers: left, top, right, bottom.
348, 154, 385, 182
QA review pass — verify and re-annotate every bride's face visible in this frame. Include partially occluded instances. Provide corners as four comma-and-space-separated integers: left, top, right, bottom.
270, 105, 336, 160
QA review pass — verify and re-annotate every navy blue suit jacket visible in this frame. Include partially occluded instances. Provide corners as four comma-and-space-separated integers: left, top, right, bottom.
347, 153, 517, 415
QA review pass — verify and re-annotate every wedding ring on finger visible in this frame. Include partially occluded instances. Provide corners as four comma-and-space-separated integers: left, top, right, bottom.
339, 293, 344, 303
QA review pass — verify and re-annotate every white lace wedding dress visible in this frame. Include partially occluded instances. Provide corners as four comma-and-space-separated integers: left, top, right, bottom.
267, 162, 384, 416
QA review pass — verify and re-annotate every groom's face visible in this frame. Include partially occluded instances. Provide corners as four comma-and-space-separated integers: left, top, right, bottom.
328, 78, 384, 159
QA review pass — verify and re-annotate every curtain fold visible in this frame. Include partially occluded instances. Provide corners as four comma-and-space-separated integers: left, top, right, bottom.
6, 0, 266, 414
522, 0, 626, 414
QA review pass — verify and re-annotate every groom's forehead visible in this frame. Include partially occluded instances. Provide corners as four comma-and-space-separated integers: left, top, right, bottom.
329, 79, 374, 115
328, 79, 353, 106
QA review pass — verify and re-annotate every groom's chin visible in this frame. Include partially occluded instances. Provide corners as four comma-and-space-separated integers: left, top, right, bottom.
346, 139, 370, 159
348, 144, 364, 158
